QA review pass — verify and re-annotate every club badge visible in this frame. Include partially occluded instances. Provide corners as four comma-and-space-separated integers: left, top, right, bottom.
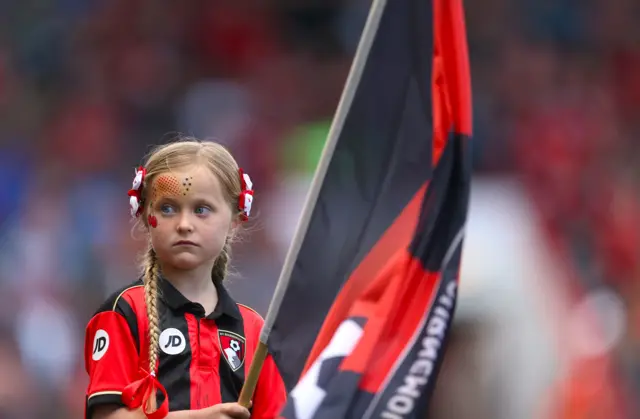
218, 330, 246, 371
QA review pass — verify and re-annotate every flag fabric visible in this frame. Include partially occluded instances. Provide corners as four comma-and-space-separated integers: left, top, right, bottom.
268, 0, 472, 417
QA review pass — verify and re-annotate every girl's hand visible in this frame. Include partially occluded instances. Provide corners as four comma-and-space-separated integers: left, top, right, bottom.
198, 402, 251, 419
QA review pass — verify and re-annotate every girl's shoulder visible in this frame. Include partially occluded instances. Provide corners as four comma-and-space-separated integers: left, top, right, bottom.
92, 279, 145, 319
236, 303, 265, 328
85, 280, 146, 363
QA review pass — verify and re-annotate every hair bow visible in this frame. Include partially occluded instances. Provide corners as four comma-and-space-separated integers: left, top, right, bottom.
127, 166, 146, 218
238, 168, 254, 221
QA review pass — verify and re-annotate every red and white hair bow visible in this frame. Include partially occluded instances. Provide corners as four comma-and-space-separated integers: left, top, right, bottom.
238, 168, 254, 221
127, 166, 146, 218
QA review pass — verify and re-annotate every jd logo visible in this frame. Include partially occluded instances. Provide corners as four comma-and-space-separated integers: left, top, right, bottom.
159, 328, 186, 355
92, 329, 109, 361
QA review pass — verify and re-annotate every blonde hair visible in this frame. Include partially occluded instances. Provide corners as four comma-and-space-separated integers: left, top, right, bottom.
137, 137, 244, 374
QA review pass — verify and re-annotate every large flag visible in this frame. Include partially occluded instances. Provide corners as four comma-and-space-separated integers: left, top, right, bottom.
268, 0, 472, 416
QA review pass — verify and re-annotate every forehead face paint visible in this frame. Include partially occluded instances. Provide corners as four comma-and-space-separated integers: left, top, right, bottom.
154, 174, 193, 199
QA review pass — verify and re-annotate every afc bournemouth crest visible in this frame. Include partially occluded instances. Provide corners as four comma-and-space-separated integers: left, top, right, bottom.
218, 330, 246, 371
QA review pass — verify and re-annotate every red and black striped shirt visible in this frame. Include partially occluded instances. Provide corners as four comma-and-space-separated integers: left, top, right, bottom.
84, 277, 286, 418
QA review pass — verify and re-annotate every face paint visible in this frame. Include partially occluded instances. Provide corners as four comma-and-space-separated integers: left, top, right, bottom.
154, 174, 194, 198
147, 174, 195, 229
155, 174, 183, 197
181, 176, 194, 196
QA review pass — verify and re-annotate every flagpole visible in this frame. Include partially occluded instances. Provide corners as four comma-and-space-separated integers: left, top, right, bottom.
237, 0, 389, 407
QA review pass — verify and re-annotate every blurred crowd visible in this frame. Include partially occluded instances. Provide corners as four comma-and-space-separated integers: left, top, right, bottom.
0, 0, 638, 418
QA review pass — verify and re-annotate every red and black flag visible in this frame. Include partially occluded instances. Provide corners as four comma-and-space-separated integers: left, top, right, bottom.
268, 0, 472, 416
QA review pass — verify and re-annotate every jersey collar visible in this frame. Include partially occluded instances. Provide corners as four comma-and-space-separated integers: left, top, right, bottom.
158, 276, 242, 320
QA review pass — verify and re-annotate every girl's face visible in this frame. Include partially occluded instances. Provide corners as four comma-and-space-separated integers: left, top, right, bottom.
147, 164, 236, 272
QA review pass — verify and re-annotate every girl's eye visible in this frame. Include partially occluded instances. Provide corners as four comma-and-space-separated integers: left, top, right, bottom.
160, 204, 175, 214
195, 206, 211, 215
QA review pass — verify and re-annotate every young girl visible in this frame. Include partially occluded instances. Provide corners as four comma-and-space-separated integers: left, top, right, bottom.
84, 138, 286, 419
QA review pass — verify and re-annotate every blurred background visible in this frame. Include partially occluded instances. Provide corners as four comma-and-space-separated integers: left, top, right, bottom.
0, 0, 638, 418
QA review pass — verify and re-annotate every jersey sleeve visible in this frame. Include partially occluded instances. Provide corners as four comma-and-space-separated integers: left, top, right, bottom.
252, 351, 287, 419
84, 299, 140, 418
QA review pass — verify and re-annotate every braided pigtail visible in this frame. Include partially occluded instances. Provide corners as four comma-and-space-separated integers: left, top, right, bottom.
142, 245, 161, 374
211, 240, 232, 286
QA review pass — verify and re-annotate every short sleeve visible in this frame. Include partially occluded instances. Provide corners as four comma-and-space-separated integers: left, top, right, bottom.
84, 309, 139, 417
252, 352, 287, 419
